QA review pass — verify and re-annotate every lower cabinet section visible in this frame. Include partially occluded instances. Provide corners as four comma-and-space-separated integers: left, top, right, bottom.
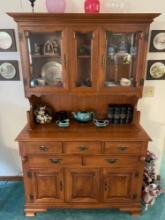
26, 167, 142, 205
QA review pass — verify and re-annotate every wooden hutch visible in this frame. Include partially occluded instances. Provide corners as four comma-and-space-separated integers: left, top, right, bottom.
9, 13, 159, 216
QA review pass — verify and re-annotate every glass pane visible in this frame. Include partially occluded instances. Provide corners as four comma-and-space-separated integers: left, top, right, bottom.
75, 32, 92, 87
27, 32, 64, 88
104, 32, 138, 87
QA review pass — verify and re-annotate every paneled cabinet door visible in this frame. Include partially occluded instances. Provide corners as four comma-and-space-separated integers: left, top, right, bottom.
20, 26, 68, 95
30, 169, 64, 203
99, 25, 147, 93
69, 27, 99, 92
102, 167, 141, 202
65, 168, 100, 203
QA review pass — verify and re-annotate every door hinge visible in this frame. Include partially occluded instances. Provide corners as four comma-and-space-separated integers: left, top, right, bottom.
132, 193, 137, 200
29, 194, 34, 202
19, 32, 23, 41
134, 171, 139, 178
140, 78, 144, 86
27, 171, 32, 178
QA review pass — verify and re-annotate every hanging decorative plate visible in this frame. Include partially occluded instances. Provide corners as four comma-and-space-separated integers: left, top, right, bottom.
153, 33, 165, 50
41, 61, 63, 86
0, 62, 16, 79
0, 32, 12, 50
150, 62, 165, 79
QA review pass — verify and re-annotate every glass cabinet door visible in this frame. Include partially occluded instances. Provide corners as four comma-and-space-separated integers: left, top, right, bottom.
25, 29, 68, 91
100, 30, 143, 90
70, 28, 99, 92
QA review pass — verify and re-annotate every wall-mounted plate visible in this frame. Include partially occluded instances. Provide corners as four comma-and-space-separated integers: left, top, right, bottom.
0, 29, 17, 52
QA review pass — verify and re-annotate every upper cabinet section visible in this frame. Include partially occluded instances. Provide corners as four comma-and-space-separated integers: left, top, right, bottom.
8, 13, 160, 97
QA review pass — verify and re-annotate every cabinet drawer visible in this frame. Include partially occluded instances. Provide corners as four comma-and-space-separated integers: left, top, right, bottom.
24, 142, 62, 154
63, 142, 102, 154
83, 156, 139, 167
104, 142, 145, 155
28, 155, 81, 168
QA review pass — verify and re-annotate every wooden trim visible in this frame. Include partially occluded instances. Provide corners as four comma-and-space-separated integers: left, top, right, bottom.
0, 176, 23, 181
8, 13, 160, 24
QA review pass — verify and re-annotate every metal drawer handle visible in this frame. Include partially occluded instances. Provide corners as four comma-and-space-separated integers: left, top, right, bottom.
50, 159, 62, 164
106, 159, 118, 164
117, 146, 128, 152
79, 146, 89, 152
39, 145, 48, 152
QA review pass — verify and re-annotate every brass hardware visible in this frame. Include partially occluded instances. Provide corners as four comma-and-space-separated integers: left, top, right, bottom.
102, 55, 106, 67
64, 54, 67, 68
134, 171, 139, 178
29, 194, 34, 202
140, 78, 144, 86
132, 193, 137, 200
19, 32, 23, 41
139, 156, 146, 162
39, 145, 48, 152
22, 156, 28, 163
27, 171, 32, 178
117, 146, 128, 152
60, 180, 63, 191
79, 146, 88, 152
106, 159, 117, 164
50, 158, 62, 164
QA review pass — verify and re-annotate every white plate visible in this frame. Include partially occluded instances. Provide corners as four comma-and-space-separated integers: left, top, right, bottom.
153, 33, 165, 50
150, 62, 165, 79
41, 61, 62, 85
0, 62, 16, 79
0, 32, 12, 50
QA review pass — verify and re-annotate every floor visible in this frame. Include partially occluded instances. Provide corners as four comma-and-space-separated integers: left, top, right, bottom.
0, 181, 165, 220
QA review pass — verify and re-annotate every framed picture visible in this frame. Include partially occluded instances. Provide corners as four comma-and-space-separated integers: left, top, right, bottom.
146, 60, 165, 80
149, 30, 165, 52
0, 29, 17, 52
0, 60, 20, 81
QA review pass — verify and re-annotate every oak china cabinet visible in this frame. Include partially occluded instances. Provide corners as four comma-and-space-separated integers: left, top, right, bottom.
9, 13, 160, 217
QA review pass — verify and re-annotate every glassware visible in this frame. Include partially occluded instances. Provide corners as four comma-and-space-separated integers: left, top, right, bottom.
84, 0, 100, 13
46, 0, 66, 13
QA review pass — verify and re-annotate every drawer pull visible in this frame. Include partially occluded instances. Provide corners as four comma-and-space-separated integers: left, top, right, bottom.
106, 159, 118, 164
117, 146, 128, 152
50, 159, 62, 164
40, 145, 48, 152
79, 146, 88, 152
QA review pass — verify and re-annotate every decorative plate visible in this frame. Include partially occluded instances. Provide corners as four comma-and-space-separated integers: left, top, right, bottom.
41, 61, 63, 86
0, 32, 12, 50
150, 62, 165, 79
153, 33, 165, 50
0, 62, 16, 79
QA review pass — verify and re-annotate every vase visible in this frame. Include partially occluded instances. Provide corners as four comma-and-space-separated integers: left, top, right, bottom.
84, 0, 100, 13
46, 0, 66, 13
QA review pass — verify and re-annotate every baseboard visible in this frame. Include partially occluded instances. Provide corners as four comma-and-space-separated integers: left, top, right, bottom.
0, 176, 23, 181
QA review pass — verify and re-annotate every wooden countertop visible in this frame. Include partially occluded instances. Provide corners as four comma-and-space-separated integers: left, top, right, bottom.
16, 122, 151, 142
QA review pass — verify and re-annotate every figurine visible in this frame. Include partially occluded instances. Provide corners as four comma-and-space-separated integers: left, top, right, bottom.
34, 105, 53, 124
33, 43, 40, 55
43, 40, 54, 55
52, 40, 60, 55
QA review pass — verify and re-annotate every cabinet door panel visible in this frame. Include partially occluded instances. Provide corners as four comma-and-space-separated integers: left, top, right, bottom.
99, 25, 148, 94
32, 169, 64, 203
102, 167, 141, 203
65, 168, 100, 203
70, 26, 99, 92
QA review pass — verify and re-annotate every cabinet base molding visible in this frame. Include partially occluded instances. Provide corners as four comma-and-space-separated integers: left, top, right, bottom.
25, 203, 141, 216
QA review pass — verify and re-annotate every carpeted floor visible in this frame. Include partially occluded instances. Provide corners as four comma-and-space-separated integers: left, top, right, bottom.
0, 181, 165, 220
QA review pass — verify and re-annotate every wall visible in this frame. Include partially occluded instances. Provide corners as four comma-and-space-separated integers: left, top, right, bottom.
0, 0, 165, 176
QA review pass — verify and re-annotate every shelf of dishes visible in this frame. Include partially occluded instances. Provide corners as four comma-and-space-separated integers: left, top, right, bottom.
33, 104, 134, 128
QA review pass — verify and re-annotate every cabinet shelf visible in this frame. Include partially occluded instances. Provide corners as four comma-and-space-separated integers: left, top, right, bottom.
31, 54, 61, 59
